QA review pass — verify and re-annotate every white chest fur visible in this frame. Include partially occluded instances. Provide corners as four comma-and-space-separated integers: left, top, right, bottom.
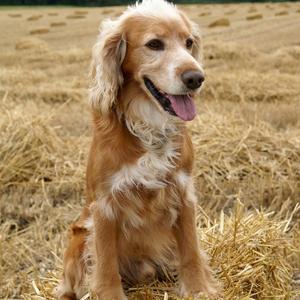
110, 140, 178, 194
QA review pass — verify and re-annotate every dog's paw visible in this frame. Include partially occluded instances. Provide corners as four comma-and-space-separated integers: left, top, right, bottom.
94, 287, 128, 300
96, 293, 128, 300
179, 273, 221, 300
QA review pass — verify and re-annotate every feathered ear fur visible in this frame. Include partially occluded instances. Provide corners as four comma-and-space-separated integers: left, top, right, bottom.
179, 11, 203, 63
191, 22, 203, 63
89, 19, 126, 114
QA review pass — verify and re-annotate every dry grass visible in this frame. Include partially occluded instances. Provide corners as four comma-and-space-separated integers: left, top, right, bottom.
246, 14, 263, 21
208, 18, 230, 28
48, 12, 58, 16
29, 28, 50, 35
1, 3, 300, 300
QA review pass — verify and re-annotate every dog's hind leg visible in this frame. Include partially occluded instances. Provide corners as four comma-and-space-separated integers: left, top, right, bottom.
56, 217, 89, 300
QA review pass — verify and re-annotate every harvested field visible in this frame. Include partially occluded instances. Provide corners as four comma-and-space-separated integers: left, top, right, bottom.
0, 2, 299, 300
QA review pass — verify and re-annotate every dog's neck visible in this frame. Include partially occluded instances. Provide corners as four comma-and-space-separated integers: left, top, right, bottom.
125, 117, 178, 151
117, 81, 182, 150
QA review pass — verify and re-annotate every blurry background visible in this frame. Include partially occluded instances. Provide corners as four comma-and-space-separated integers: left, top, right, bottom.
1, 0, 300, 5
0, 1, 299, 299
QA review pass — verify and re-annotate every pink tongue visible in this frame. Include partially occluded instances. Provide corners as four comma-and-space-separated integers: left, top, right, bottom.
165, 94, 196, 121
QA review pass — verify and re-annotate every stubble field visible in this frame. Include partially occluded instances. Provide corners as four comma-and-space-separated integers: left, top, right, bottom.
0, 2, 300, 299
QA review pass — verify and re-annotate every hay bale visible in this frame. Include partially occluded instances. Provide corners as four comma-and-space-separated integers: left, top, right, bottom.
248, 6, 257, 13
225, 9, 236, 15
27, 15, 43, 21
66, 15, 85, 19
8, 13, 22, 18
73, 10, 88, 15
280, 3, 290, 8
208, 18, 230, 28
275, 11, 289, 16
29, 28, 50, 35
199, 11, 211, 17
15, 37, 49, 51
102, 9, 114, 15
50, 22, 67, 27
246, 14, 263, 21
48, 12, 58, 16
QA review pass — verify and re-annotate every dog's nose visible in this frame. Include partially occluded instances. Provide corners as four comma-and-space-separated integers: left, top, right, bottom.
181, 70, 205, 90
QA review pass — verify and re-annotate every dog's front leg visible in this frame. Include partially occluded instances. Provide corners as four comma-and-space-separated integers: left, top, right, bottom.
91, 202, 127, 300
174, 186, 218, 298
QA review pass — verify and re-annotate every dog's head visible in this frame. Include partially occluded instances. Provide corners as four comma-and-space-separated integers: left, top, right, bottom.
90, 0, 204, 124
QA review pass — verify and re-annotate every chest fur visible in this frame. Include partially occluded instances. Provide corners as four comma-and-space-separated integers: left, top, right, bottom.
104, 140, 181, 230
110, 140, 178, 192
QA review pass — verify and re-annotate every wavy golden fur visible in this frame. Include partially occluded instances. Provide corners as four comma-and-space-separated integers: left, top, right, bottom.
57, 0, 219, 299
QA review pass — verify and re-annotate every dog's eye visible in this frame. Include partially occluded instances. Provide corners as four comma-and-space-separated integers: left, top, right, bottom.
186, 38, 194, 49
146, 39, 164, 51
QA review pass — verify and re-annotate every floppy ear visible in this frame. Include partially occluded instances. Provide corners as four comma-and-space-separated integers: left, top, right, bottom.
179, 11, 203, 63
89, 19, 126, 114
191, 22, 203, 63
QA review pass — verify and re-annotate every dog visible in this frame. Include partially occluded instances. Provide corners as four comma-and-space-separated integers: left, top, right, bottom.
57, 0, 218, 299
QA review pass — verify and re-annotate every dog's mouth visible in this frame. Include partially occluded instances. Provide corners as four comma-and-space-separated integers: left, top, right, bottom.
143, 77, 196, 121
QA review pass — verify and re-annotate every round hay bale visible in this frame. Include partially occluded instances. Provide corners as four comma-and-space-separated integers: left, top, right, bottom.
48, 12, 58, 16
27, 15, 43, 21
102, 9, 114, 15
265, 4, 274, 9
15, 37, 49, 51
275, 11, 289, 16
280, 3, 289, 8
208, 18, 230, 28
199, 11, 211, 17
74, 10, 88, 15
246, 14, 263, 21
8, 13, 22, 18
66, 15, 85, 19
29, 28, 50, 35
248, 6, 257, 13
50, 22, 67, 27
225, 10, 236, 15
